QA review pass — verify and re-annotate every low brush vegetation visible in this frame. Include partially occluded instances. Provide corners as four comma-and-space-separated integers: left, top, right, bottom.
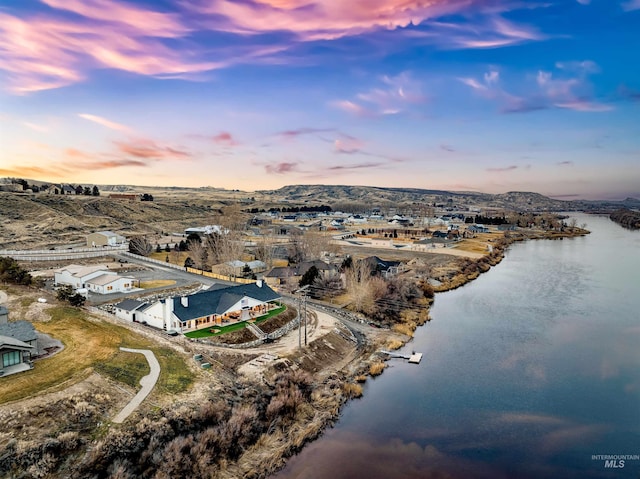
1, 369, 343, 479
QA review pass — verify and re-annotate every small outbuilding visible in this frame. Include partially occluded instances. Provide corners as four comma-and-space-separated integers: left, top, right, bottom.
86, 231, 126, 247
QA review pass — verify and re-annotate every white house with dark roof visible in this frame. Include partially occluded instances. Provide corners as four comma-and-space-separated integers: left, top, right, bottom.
129, 281, 281, 333
114, 299, 147, 322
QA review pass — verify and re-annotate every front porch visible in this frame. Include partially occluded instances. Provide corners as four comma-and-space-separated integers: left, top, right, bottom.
0, 361, 33, 377
184, 304, 286, 339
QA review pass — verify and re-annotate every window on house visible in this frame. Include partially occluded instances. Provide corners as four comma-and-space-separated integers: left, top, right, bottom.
2, 351, 21, 368
107, 286, 113, 291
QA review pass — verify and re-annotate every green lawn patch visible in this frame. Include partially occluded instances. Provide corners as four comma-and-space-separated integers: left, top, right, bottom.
184, 305, 287, 339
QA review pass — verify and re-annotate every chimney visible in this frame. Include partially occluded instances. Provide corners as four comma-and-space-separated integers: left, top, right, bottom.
256, 279, 263, 288
181, 296, 189, 307
0, 306, 8, 325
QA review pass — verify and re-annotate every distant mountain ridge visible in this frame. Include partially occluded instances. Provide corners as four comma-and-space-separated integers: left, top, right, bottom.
258, 184, 577, 211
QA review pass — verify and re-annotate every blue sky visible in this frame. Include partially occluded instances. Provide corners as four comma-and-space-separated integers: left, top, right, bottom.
0, 0, 638, 199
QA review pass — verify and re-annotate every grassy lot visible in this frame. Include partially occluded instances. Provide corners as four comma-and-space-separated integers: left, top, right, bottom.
149, 251, 189, 267
139, 280, 176, 289
184, 305, 287, 339
0, 305, 194, 404
453, 232, 503, 254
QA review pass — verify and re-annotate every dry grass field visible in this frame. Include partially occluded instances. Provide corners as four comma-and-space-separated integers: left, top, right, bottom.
0, 287, 194, 405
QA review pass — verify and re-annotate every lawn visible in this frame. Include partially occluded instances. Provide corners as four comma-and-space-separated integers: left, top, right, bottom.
139, 280, 176, 289
184, 305, 287, 339
0, 304, 194, 404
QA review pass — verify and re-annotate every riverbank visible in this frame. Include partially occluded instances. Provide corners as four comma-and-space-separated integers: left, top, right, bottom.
0, 228, 591, 479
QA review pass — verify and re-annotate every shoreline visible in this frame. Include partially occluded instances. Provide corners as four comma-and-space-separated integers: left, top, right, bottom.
0, 228, 590, 478
254, 227, 591, 478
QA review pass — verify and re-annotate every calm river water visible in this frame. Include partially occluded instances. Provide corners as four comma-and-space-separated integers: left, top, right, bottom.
275, 213, 640, 479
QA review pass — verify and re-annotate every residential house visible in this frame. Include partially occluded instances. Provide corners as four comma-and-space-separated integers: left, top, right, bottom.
61, 184, 76, 195
362, 256, 403, 277
184, 225, 227, 236
85, 273, 135, 294
0, 336, 34, 376
225, 260, 267, 277
468, 224, 490, 233
129, 281, 281, 333
114, 299, 148, 322
54, 264, 134, 294
264, 260, 339, 287
0, 306, 37, 376
86, 230, 126, 247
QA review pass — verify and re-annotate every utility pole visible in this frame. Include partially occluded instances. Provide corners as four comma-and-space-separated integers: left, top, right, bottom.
295, 285, 310, 349
303, 291, 308, 346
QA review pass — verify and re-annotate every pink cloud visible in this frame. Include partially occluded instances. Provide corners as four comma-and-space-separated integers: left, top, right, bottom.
115, 139, 191, 160
265, 161, 299, 174
0, 5, 220, 93
40, 0, 189, 37
187, 0, 468, 41
334, 136, 364, 154
212, 131, 239, 146
277, 128, 335, 139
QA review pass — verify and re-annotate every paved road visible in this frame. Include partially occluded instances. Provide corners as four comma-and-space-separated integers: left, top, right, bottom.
112, 348, 160, 424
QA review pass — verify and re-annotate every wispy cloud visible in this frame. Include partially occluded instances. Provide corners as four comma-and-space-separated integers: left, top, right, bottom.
486, 165, 519, 172
621, 0, 640, 11
265, 161, 299, 174
0, 165, 69, 178
0, 1, 549, 94
557, 160, 574, 166
333, 72, 425, 117
78, 113, 132, 132
115, 139, 191, 160
212, 131, 239, 146
461, 62, 613, 113
277, 127, 335, 140
327, 162, 385, 171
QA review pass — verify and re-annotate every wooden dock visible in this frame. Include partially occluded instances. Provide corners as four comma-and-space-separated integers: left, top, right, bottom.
380, 350, 423, 364
408, 352, 423, 364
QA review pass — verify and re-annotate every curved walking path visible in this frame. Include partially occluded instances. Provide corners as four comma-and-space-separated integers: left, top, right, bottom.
112, 348, 160, 424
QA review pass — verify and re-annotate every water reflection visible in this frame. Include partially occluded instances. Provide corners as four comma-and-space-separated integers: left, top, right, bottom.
275, 215, 640, 479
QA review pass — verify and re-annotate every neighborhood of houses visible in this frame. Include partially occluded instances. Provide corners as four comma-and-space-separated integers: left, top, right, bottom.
1, 204, 524, 377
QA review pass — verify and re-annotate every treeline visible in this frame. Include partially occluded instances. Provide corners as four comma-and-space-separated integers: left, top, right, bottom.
245, 205, 332, 214
609, 208, 640, 230
3, 178, 100, 196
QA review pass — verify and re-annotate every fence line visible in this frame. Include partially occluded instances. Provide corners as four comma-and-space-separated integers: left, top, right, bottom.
185, 267, 254, 284
0, 245, 127, 255
121, 252, 184, 270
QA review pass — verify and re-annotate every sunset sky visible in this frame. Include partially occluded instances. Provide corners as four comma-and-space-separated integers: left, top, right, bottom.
1, 0, 639, 199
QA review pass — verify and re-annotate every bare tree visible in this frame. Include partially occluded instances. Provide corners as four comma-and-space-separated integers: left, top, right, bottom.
344, 259, 375, 314
205, 231, 245, 276
128, 236, 152, 256
254, 238, 274, 269
188, 239, 209, 271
